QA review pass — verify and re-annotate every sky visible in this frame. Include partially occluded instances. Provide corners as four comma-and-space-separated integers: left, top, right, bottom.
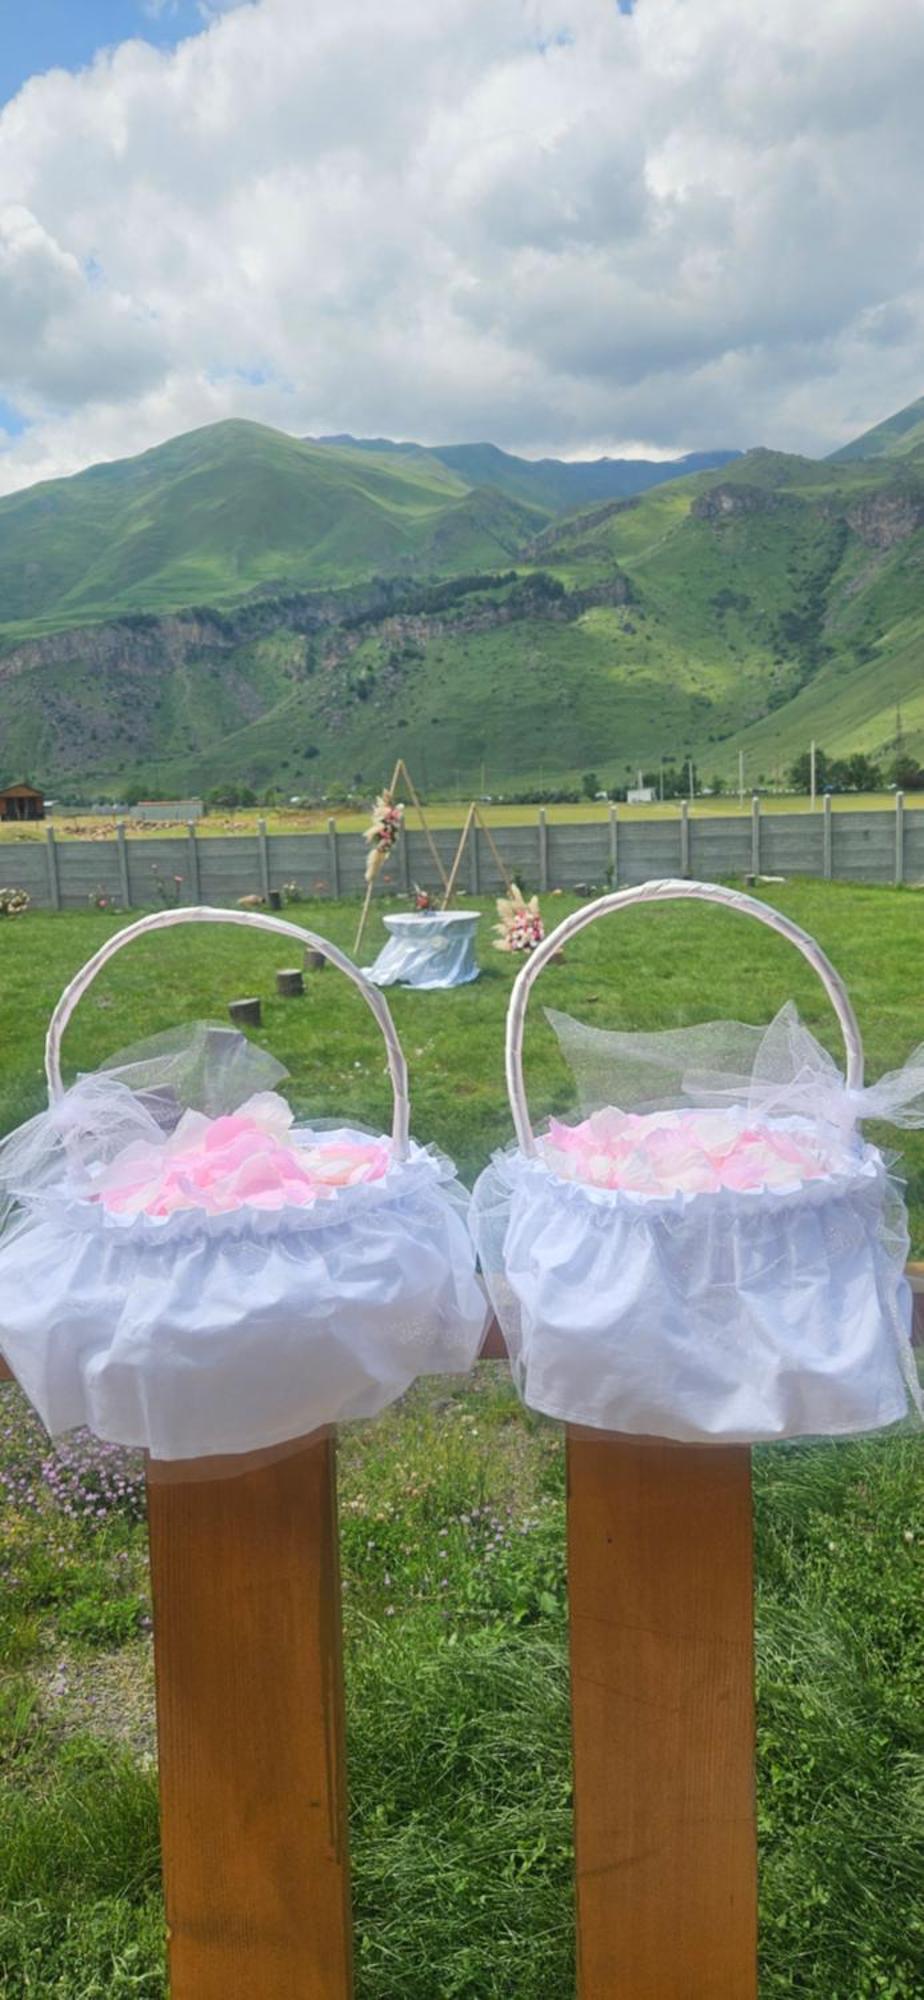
0, 0, 922, 496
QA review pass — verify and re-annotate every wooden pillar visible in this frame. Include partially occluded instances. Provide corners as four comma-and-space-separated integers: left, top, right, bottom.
567, 1431, 758, 2000
147, 1431, 354, 2000
751, 794, 761, 877
895, 791, 905, 887
679, 799, 690, 878
608, 804, 618, 888
823, 793, 833, 880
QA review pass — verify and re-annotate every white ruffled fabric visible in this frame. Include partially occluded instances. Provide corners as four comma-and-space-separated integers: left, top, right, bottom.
472, 1136, 917, 1442
0, 1030, 487, 1459
0, 1135, 486, 1459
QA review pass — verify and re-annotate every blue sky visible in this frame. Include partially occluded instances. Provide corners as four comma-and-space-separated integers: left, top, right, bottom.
0, 0, 921, 494
0, 1, 218, 107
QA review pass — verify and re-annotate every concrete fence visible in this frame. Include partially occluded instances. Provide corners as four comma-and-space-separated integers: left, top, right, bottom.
1, 796, 917, 912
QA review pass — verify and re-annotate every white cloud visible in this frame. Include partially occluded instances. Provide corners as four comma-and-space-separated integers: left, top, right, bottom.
0, 0, 922, 492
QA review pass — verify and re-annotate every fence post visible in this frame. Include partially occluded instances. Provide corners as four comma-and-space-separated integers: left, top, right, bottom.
567, 1431, 757, 1999
116, 821, 131, 909
257, 818, 271, 902
680, 799, 690, 877
895, 791, 905, 887
327, 818, 341, 898
823, 793, 833, 879
186, 822, 201, 904
45, 825, 61, 911
538, 809, 549, 892
147, 1431, 354, 2000
607, 804, 618, 887
751, 794, 761, 876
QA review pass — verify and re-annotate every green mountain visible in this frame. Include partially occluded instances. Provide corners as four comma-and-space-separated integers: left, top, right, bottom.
828, 394, 924, 463
316, 434, 741, 513
1, 405, 923, 798
0, 420, 544, 638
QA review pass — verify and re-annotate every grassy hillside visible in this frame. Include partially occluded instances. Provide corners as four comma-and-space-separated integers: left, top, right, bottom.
829, 394, 924, 463
2, 407, 924, 796
0, 421, 543, 637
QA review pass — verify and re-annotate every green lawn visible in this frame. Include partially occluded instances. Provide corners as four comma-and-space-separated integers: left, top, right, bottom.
0, 885, 922, 1997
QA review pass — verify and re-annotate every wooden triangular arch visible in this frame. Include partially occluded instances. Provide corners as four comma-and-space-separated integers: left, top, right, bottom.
353, 758, 448, 953
441, 801, 515, 909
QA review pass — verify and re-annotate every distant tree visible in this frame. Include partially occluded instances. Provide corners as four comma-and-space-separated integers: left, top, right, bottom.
582, 771, 600, 800
788, 749, 829, 793
709, 773, 726, 796
889, 753, 924, 791
841, 752, 884, 793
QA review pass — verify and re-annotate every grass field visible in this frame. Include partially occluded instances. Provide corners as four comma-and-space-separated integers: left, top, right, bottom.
1, 885, 922, 1996
0, 790, 919, 845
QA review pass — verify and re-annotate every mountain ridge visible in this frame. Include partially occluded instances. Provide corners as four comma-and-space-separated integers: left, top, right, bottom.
1, 396, 923, 797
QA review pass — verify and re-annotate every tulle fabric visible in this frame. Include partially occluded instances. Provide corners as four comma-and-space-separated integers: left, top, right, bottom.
0, 1027, 487, 1459
472, 1006, 923, 1444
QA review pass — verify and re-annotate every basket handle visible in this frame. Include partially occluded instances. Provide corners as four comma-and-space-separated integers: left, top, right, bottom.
505, 878, 864, 1157
45, 906, 410, 1160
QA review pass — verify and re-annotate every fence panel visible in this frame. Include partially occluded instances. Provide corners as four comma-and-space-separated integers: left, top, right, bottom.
688, 815, 752, 880
56, 839, 123, 909
128, 839, 201, 908
546, 824, 609, 889
760, 812, 826, 876
902, 815, 924, 883
617, 821, 682, 885
831, 811, 895, 884
0, 840, 51, 907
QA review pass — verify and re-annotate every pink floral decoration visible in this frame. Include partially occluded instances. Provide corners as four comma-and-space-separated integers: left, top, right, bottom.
92, 1093, 390, 1217
539, 1106, 846, 1196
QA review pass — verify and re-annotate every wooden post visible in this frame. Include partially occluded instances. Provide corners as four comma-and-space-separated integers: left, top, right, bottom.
567, 1431, 758, 2000
45, 825, 61, 911
823, 792, 833, 880
608, 804, 618, 887
147, 1430, 354, 2000
116, 821, 131, 908
469, 815, 481, 894
186, 822, 201, 904
751, 794, 761, 877
258, 819, 271, 903
895, 791, 905, 887
679, 799, 690, 878
441, 802, 476, 909
327, 819, 341, 898
538, 809, 549, 893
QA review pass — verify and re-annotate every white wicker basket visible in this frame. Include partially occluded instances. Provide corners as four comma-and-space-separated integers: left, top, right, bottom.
473, 880, 917, 1444
0, 908, 486, 1459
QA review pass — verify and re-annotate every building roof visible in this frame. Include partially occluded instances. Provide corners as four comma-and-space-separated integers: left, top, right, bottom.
0, 781, 44, 798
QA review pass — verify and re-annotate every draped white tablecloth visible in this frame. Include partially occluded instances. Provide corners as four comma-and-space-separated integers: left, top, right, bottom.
366, 911, 481, 989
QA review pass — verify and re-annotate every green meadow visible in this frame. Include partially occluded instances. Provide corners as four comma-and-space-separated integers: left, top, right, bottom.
0, 884, 922, 1996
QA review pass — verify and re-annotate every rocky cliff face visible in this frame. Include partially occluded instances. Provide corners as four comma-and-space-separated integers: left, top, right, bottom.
843, 485, 924, 549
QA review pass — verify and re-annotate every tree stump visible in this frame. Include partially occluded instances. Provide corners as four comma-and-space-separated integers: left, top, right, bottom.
229, 997, 262, 1028
305, 950, 326, 973
276, 968, 305, 998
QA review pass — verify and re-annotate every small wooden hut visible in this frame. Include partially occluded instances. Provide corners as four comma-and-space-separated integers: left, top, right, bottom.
0, 782, 45, 823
